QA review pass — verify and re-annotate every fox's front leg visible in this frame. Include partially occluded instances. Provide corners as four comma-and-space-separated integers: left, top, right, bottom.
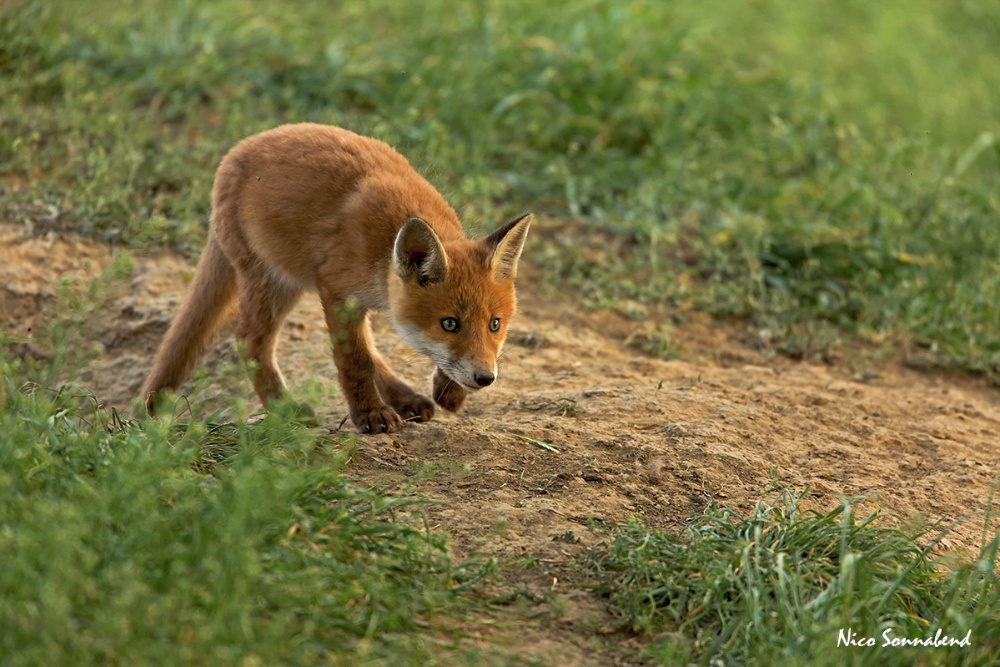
373, 358, 436, 423
432, 368, 467, 412
323, 298, 401, 434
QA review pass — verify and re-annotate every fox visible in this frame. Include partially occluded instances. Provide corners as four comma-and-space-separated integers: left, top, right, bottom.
140, 123, 531, 434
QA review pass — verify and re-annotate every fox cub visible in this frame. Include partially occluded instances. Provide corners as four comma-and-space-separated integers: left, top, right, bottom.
141, 123, 531, 433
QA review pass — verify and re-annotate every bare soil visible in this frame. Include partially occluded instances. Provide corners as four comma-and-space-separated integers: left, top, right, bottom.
3, 222, 999, 664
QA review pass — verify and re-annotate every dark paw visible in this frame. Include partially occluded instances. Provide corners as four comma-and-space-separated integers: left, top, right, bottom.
352, 406, 402, 434
432, 368, 467, 412
392, 392, 435, 423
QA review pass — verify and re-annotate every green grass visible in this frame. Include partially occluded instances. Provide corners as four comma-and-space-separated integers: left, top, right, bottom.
0, 374, 498, 666
2, 0, 999, 373
587, 492, 1000, 666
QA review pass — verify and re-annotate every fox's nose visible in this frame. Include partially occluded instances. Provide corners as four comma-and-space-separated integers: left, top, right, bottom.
474, 372, 495, 387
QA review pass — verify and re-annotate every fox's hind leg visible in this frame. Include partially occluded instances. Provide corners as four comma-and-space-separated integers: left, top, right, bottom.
141, 233, 239, 414
233, 271, 302, 406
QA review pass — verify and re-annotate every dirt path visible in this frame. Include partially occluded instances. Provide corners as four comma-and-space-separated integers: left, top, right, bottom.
3, 223, 999, 663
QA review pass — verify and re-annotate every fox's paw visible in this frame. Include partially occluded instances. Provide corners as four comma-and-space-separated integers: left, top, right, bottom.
351, 405, 402, 434
432, 369, 467, 412
391, 392, 435, 423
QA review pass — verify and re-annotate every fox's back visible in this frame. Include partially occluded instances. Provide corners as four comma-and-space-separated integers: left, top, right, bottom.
213, 123, 463, 288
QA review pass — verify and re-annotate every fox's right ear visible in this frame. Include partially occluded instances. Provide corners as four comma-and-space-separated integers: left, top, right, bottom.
394, 217, 449, 286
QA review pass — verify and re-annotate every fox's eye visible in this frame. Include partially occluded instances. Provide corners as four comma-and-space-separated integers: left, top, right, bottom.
441, 317, 460, 333
489, 318, 501, 333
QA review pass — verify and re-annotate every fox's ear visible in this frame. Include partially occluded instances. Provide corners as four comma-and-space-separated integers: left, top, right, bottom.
394, 217, 449, 285
485, 212, 532, 281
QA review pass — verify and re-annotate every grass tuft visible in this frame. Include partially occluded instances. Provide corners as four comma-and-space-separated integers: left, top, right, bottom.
587, 491, 1000, 665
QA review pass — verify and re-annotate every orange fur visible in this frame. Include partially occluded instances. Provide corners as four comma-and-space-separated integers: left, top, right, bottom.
140, 123, 531, 433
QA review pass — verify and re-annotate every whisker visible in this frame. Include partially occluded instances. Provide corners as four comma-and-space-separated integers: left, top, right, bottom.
386, 331, 421, 354
496, 351, 511, 376
381, 333, 433, 368
437, 372, 458, 398
397, 353, 429, 370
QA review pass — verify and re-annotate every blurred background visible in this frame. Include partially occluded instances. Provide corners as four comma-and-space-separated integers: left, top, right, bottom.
3, 0, 999, 372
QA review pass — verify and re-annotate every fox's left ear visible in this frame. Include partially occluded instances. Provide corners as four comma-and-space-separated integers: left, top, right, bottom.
484, 212, 532, 281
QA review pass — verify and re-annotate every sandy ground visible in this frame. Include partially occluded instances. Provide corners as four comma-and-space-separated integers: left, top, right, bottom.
3, 222, 999, 664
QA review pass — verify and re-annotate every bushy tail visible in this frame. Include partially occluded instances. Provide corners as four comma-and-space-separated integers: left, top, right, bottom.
141, 233, 238, 413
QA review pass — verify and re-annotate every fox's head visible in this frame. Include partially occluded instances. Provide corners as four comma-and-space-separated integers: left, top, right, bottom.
389, 213, 532, 393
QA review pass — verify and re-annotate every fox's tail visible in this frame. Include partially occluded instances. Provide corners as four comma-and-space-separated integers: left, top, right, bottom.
140, 232, 238, 413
